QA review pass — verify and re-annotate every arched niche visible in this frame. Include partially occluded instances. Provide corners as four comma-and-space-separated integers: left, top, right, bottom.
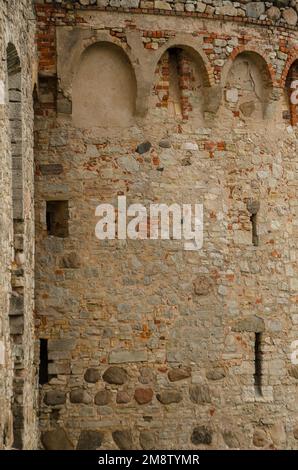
284, 60, 298, 126
149, 46, 207, 125
72, 42, 137, 128
223, 51, 273, 121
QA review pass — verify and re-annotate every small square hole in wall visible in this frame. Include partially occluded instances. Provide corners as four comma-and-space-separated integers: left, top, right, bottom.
46, 200, 69, 237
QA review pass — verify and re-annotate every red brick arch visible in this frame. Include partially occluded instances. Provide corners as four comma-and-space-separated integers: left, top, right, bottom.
221, 45, 276, 87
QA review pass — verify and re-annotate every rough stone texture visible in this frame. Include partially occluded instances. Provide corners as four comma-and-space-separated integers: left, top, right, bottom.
191, 426, 213, 445
156, 390, 183, 405
34, 0, 298, 451
206, 368, 226, 381
116, 390, 131, 403
70, 389, 92, 404
41, 428, 73, 450
94, 389, 112, 405
0, 0, 296, 452
168, 367, 191, 382
0, 0, 37, 450
253, 429, 269, 447
103, 366, 127, 384
222, 431, 239, 449
189, 385, 211, 404
139, 430, 156, 450
76, 430, 104, 450
84, 368, 101, 383
288, 365, 298, 379
112, 430, 134, 450
44, 391, 66, 406
134, 388, 153, 404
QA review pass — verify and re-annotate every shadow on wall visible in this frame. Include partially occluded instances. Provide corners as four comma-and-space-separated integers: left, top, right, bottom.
149, 47, 205, 125
72, 42, 136, 128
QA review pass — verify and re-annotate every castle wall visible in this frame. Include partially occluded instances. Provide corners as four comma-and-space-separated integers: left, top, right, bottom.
34, 1, 298, 449
0, 0, 38, 450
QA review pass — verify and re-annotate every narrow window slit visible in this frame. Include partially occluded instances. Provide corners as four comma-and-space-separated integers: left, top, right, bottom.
39, 339, 49, 385
247, 199, 260, 247
254, 332, 262, 396
250, 213, 259, 246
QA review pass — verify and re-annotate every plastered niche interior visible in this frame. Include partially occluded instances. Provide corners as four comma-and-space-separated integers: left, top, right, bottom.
223, 52, 272, 123
72, 42, 136, 128
285, 60, 298, 125
149, 47, 205, 126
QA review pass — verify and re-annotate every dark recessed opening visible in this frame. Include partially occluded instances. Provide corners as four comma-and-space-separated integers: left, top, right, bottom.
46, 200, 69, 237
254, 332, 262, 396
250, 213, 259, 247
39, 339, 49, 385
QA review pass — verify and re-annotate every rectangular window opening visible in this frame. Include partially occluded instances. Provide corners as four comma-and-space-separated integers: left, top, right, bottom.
46, 200, 69, 237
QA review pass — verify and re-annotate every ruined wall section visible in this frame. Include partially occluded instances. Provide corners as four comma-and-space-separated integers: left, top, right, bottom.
34, 2, 298, 450
0, 0, 38, 450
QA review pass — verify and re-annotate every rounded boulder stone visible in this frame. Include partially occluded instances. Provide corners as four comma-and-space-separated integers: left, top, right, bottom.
139, 431, 156, 450
253, 429, 269, 447
76, 430, 104, 450
103, 366, 127, 385
191, 426, 213, 446
112, 430, 133, 450
70, 389, 92, 404
116, 390, 131, 404
94, 389, 112, 406
156, 390, 182, 405
134, 388, 153, 405
84, 368, 101, 383
41, 427, 73, 450
168, 366, 191, 382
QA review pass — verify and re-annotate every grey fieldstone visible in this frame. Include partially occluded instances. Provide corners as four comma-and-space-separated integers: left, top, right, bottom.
44, 391, 66, 406
288, 365, 298, 379
206, 368, 226, 381
116, 391, 131, 404
112, 430, 133, 450
232, 315, 265, 332
168, 366, 191, 382
156, 390, 182, 404
267, 6, 281, 21
70, 389, 92, 404
84, 368, 101, 383
109, 349, 147, 363
246, 2, 265, 19
76, 430, 104, 450
223, 431, 240, 448
189, 385, 211, 404
191, 426, 213, 445
193, 276, 211, 296
283, 7, 298, 25
95, 389, 112, 405
136, 141, 152, 154
139, 431, 156, 450
103, 366, 128, 384
41, 427, 73, 450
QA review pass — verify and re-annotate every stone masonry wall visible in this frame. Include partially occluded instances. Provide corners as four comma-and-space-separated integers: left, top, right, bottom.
34, 1, 298, 449
0, 0, 38, 450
